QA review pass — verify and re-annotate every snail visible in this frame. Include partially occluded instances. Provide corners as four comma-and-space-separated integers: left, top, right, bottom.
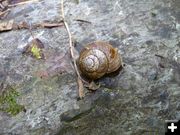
78, 41, 122, 80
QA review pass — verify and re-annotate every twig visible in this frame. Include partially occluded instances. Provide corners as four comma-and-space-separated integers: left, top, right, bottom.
0, 21, 64, 33
74, 19, 92, 24
61, 0, 84, 99
39, 22, 64, 28
8, 0, 39, 7
0, 9, 10, 18
28, 23, 35, 40
0, 3, 5, 9
155, 54, 165, 59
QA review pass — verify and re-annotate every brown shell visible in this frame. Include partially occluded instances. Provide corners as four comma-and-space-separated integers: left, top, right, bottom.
78, 41, 122, 80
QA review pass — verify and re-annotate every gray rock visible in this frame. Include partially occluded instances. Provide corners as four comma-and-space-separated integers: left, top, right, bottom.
0, 0, 179, 135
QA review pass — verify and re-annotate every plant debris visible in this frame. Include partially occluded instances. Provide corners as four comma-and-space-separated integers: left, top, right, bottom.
0, 0, 39, 19
0, 20, 64, 32
8, 0, 39, 7
0, 0, 10, 19
74, 19, 92, 24
61, 0, 86, 99
0, 85, 25, 116
85, 81, 100, 91
23, 38, 45, 59
0, 19, 14, 31
77, 77, 85, 98
38, 21, 64, 28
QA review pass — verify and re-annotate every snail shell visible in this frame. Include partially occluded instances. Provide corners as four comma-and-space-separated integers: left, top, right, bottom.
78, 41, 122, 80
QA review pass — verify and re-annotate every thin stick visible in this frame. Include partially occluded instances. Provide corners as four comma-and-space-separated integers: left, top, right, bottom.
155, 54, 164, 59
61, 0, 84, 98
0, 3, 5, 9
28, 23, 35, 40
0, 9, 10, 18
8, 0, 39, 7
74, 19, 92, 24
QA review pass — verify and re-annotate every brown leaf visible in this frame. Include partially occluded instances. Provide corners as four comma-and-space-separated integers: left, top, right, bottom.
86, 81, 100, 91
31, 38, 44, 48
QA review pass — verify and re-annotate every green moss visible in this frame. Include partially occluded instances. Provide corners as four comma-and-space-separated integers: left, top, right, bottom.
0, 86, 24, 116
31, 45, 42, 59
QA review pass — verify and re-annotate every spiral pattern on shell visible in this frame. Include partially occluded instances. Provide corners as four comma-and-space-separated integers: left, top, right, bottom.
78, 41, 122, 80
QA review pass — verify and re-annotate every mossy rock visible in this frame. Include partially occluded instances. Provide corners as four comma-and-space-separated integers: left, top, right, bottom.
0, 86, 25, 116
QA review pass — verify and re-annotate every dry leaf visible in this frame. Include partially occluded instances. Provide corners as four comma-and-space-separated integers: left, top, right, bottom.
86, 81, 100, 91
0, 20, 13, 32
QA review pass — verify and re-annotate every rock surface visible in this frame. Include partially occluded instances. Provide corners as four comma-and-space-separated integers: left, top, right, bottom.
0, 0, 179, 135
